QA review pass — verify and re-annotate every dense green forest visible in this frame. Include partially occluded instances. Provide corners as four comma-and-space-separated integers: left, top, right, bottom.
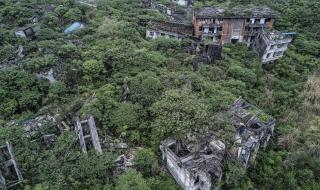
0, 0, 319, 189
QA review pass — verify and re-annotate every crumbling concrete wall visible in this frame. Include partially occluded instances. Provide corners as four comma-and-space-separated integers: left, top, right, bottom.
230, 97, 276, 167
0, 142, 23, 189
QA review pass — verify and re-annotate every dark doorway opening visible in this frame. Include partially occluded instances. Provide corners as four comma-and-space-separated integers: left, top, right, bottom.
231, 39, 239, 44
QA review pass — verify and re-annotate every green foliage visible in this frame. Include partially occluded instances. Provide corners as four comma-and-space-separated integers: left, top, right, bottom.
83, 59, 106, 82
150, 89, 210, 143
47, 82, 68, 103
133, 148, 159, 175
0, 68, 46, 119
115, 169, 151, 190
223, 161, 253, 190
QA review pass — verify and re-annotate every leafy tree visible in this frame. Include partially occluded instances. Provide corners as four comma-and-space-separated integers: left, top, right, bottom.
133, 148, 159, 175
115, 169, 150, 190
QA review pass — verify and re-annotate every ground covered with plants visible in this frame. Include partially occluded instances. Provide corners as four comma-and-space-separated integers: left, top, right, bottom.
0, 0, 319, 189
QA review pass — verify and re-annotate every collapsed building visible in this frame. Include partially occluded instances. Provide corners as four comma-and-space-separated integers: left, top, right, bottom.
160, 137, 225, 190
161, 97, 276, 189
193, 6, 277, 45
230, 97, 276, 167
252, 30, 294, 64
0, 142, 23, 189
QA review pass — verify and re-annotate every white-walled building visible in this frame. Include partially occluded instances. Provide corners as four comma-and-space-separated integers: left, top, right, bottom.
252, 30, 293, 64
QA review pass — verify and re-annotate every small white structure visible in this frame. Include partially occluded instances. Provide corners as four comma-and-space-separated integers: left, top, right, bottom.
146, 29, 186, 40
252, 30, 293, 64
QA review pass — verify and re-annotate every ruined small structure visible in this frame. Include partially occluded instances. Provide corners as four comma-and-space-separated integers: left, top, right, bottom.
146, 20, 193, 40
113, 149, 136, 176
184, 42, 222, 64
193, 6, 277, 45
230, 97, 276, 167
74, 115, 102, 154
0, 142, 23, 189
15, 25, 39, 39
252, 30, 293, 64
160, 137, 225, 190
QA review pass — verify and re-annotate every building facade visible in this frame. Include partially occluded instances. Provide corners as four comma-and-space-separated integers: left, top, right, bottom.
146, 20, 194, 40
193, 6, 276, 45
252, 31, 293, 64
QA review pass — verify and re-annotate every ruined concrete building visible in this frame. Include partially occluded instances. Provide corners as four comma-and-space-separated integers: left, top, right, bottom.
252, 30, 293, 64
160, 97, 276, 189
75, 115, 102, 154
146, 20, 193, 40
193, 6, 277, 45
230, 97, 276, 167
160, 138, 225, 190
15, 25, 40, 39
0, 142, 23, 189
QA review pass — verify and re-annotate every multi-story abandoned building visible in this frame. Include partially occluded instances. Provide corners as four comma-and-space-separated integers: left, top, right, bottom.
160, 137, 225, 190
252, 30, 294, 64
146, 20, 193, 40
193, 6, 277, 45
230, 97, 276, 168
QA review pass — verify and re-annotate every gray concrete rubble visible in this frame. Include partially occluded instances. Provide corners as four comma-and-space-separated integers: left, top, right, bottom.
42, 134, 57, 147
36, 68, 57, 84
230, 97, 276, 167
160, 138, 225, 190
0, 142, 23, 189
74, 115, 102, 154
19, 114, 58, 138
113, 149, 137, 176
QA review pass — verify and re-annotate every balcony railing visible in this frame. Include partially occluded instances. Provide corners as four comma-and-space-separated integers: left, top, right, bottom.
248, 23, 268, 28
202, 31, 222, 36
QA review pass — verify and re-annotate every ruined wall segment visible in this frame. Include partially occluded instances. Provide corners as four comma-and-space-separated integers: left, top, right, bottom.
230, 97, 276, 167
